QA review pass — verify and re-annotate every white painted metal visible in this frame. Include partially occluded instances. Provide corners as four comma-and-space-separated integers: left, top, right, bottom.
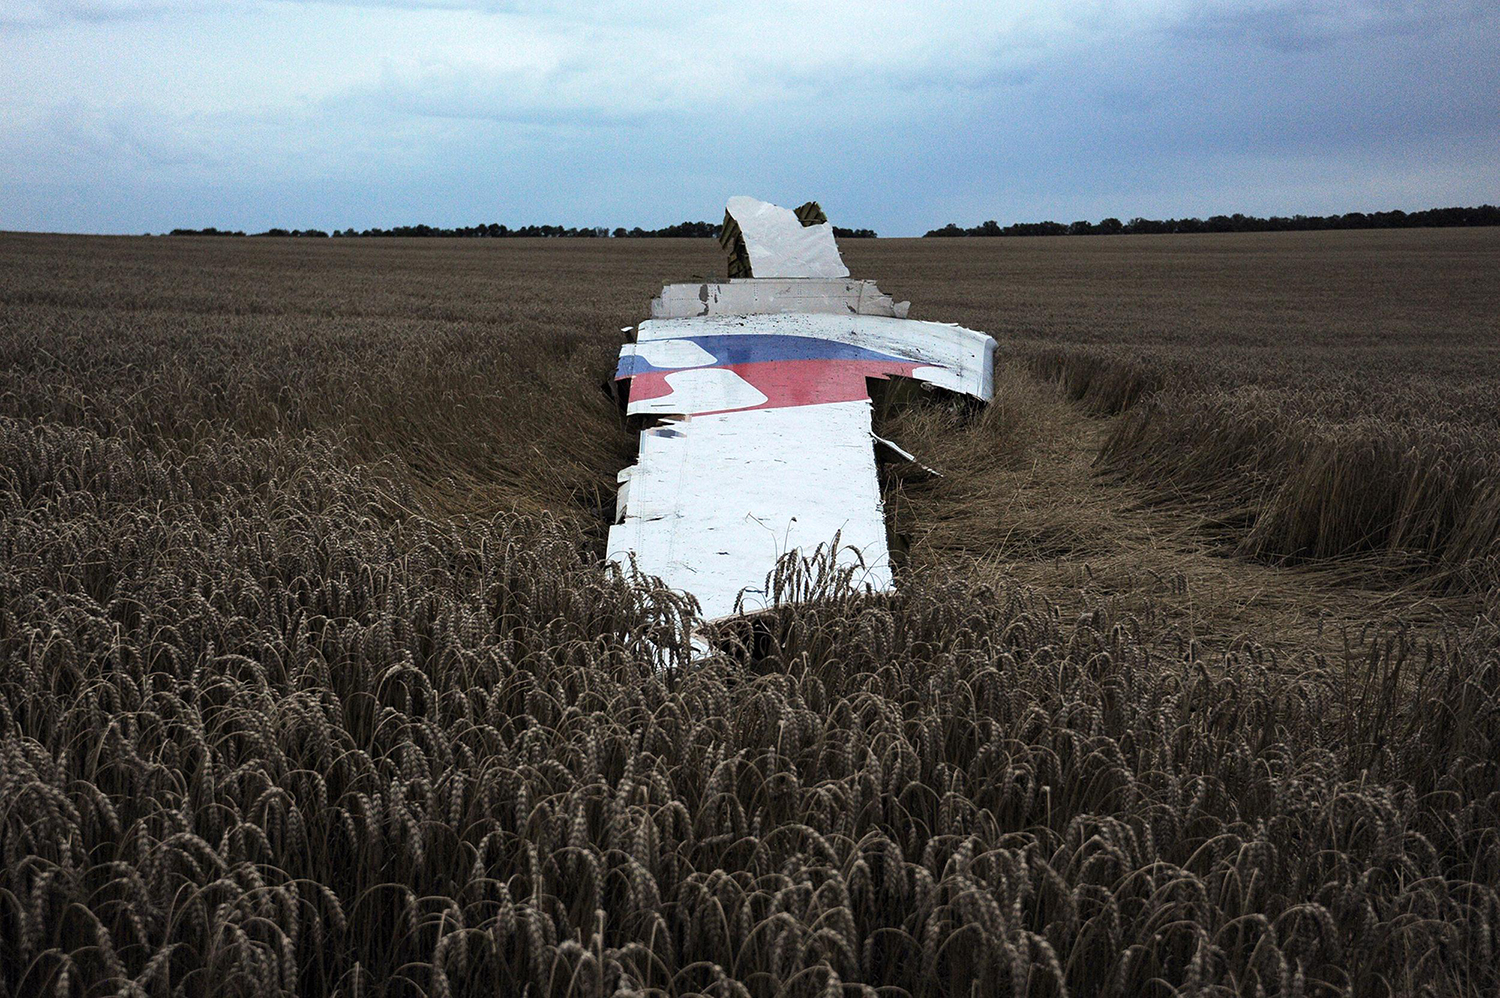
626, 366, 770, 415
650, 279, 908, 320
632, 338, 717, 369
606, 196, 997, 626
611, 314, 996, 622
606, 400, 891, 621
724, 196, 849, 279
629, 313, 997, 404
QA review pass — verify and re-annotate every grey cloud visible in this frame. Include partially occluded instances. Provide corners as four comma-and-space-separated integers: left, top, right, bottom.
3, 0, 1496, 235
2, 0, 216, 25
1173, 0, 1493, 52
5, 0, 644, 21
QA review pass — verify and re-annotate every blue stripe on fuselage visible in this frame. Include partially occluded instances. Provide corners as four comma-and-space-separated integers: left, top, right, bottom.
616, 334, 912, 379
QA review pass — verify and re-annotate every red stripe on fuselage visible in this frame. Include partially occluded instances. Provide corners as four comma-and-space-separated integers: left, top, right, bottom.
626, 358, 922, 415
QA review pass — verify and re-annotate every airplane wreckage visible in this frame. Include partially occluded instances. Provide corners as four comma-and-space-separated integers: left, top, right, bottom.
608, 196, 997, 623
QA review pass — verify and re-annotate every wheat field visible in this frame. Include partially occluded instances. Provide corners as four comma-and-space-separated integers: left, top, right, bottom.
2, 228, 1498, 996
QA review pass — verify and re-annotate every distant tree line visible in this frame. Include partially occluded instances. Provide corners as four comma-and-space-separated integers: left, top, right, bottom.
168, 227, 331, 237
166, 220, 882, 239
169, 227, 252, 236
924, 204, 1500, 238
166, 205, 1500, 241
613, 221, 717, 238
165, 224, 681, 238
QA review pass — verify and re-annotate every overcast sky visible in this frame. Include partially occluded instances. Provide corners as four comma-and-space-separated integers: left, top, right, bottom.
2, 0, 1496, 235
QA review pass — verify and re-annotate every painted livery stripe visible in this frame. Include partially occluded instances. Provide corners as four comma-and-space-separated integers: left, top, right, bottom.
625, 357, 922, 415
616, 334, 914, 379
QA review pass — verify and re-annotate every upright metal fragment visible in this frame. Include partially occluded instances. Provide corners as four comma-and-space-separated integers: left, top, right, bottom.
719, 196, 850, 279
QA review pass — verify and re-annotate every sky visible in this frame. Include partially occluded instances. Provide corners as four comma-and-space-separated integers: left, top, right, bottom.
1, 0, 1496, 235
